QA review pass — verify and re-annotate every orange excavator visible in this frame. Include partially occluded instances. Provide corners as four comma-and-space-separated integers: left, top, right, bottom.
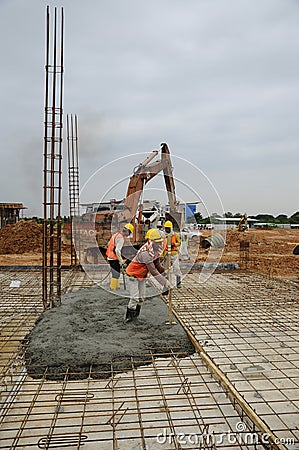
74, 143, 183, 262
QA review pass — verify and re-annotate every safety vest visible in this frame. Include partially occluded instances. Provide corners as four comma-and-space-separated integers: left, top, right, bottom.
106, 232, 123, 260
126, 260, 149, 280
164, 233, 180, 254
126, 241, 162, 280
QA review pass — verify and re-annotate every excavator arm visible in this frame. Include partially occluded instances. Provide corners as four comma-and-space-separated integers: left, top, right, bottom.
117, 143, 180, 227
161, 142, 177, 212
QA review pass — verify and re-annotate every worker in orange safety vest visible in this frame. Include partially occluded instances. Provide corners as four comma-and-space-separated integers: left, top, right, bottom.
125, 228, 169, 322
106, 223, 134, 290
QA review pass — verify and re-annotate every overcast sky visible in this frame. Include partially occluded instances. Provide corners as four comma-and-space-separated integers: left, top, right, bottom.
0, 0, 298, 218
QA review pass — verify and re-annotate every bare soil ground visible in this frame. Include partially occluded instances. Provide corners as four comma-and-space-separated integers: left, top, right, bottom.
190, 228, 299, 281
0, 220, 71, 266
0, 221, 298, 281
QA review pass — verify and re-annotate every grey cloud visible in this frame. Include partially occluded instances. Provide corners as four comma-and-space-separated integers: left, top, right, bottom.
0, 0, 298, 217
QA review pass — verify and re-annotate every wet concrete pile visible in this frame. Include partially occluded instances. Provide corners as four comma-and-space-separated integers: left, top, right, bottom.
25, 287, 194, 380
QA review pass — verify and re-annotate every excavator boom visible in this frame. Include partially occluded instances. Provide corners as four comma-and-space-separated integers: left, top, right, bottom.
117, 143, 181, 229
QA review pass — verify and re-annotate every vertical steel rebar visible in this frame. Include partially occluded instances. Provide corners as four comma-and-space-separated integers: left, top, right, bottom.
67, 114, 80, 267
42, 6, 50, 309
42, 6, 64, 309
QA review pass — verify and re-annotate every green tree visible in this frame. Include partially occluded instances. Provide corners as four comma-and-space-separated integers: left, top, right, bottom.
289, 211, 299, 224
274, 214, 289, 224
194, 212, 203, 223
253, 214, 275, 223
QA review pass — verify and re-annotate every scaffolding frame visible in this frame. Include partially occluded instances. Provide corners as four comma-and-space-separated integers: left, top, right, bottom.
42, 6, 64, 309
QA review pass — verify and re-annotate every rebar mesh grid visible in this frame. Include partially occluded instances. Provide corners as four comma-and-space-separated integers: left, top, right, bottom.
0, 270, 94, 380
1, 352, 270, 450
171, 272, 299, 447
0, 270, 298, 449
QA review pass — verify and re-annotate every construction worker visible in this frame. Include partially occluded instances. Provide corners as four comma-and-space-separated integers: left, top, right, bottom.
106, 223, 134, 290
180, 227, 190, 260
163, 220, 182, 288
156, 221, 166, 238
125, 228, 169, 322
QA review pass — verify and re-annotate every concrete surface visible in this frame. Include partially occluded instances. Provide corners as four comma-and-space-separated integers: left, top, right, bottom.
25, 286, 194, 379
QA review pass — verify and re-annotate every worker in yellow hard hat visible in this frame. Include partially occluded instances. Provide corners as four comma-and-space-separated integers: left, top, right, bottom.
124, 228, 169, 322
106, 223, 134, 290
163, 220, 182, 288
145, 228, 152, 240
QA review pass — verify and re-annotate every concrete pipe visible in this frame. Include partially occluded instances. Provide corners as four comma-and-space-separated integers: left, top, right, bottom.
293, 244, 299, 255
201, 233, 225, 249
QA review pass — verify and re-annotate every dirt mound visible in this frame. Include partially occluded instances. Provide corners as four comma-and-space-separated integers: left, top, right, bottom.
0, 220, 71, 256
0, 220, 42, 254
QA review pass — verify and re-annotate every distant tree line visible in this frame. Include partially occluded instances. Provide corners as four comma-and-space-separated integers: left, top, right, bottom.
194, 211, 299, 224
23, 216, 71, 225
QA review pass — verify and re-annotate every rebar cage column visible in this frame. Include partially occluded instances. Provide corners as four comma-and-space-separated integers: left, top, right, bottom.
66, 114, 80, 267
239, 240, 250, 270
42, 6, 64, 309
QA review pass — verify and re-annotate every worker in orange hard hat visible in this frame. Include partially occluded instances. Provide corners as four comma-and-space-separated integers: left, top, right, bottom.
106, 223, 134, 290
163, 220, 182, 288
125, 228, 170, 322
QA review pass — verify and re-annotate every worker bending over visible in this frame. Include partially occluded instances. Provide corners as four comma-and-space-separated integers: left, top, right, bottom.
163, 220, 182, 288
125, 229, 169, 323
106, 223, 134, 290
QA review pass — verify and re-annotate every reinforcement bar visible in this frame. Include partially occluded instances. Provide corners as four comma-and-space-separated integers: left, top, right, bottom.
159, 291, 287, 450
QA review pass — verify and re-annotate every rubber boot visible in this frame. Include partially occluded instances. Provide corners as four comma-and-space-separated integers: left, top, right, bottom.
135, 304, 141, 317
176, 276, 182, 288
124, 307, 136, 323
116, 278, 120, 289
163, 284, 169, 296
110, 277, 119, 290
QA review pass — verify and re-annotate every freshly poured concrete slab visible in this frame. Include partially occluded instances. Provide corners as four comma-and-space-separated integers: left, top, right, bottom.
25, 286, 194, 379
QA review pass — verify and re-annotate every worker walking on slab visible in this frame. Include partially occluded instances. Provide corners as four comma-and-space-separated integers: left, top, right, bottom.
125, 229, 169, 322
106, 223, 134, 290
163, 220, 182, 288
180, 227, 190, 261
156, 220, 166, 238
